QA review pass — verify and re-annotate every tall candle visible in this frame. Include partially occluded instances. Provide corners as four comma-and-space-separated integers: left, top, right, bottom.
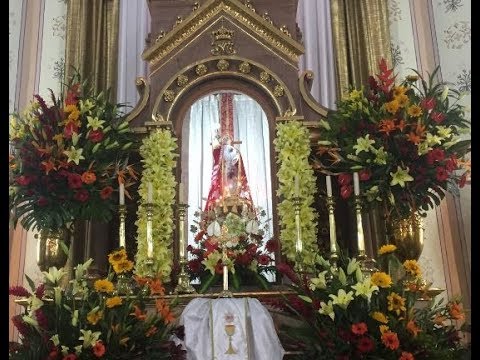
147, 182, 153, 203
353, 172, 360, 196
179, 182, 185, 204
294, 175, 300, 197
326, 175, 332, 197
119, 182, 125, 205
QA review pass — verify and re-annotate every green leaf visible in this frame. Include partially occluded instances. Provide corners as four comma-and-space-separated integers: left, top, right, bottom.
25, 274, 36, 292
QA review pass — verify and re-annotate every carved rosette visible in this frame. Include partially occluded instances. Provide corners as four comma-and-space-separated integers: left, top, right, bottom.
177, 74, 189, 87
195, 64, 208, 76
273, 84, 285, 97
217, 59, 230, 71
238, 62, 251, 74
260, 71, 271, 83
163, 90, 176, 102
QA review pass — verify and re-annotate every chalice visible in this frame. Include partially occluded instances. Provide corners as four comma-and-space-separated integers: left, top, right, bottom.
225, 324, 237, 354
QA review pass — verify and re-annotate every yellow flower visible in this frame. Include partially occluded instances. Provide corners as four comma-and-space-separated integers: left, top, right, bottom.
407, 104, 423, 117
106, 296, 123, 308
94, 279, 114, 293
395, 93, 409, 108
64, 104, 78, 113
371, 311, 388, 324
87, 310, 103, 325
403, 259, 421, 277
108, 249, 127, 265
371, 272, 392, 288
378, 244, 397, 255
393, 86, 407, 97
113, 260, 134, 274
379, 324, 389, 334
387, 292, 407, 315
385, 99, 400, 114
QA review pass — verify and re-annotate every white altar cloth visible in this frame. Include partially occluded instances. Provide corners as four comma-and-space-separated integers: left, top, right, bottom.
177, 297, 285, 360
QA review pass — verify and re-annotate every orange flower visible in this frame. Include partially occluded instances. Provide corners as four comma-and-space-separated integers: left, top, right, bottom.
155, 299, 175, 324
381, 330, 400, 350
94, 279, 114, 293
146, 326, 158, 337
396, 119, 406, 131
399, 351, 415, 360
41, 160, 56, 175
134, 275, 150, 287
447, 302, 465, 320
378, 119, 396, 135
371, 272, 392, 288
149, 279, 165, 295
81, 171, 97, 184
395, 93, 409, 108
393, 86, 407, 97
387, 292, 406, 316
106, 296, 123, 308
351, 322, 368, 335
433, 313, 447, 325
108, 248, 127, 265
407, 104, 423, 117
92, 341, 106, 357
385, 99, 400, 114
112, 260, 134, 274
403, 259, 421, 277
87, 310, 103, 325
130, 305, 147, 320
406, 132, 421, 145
406, 319, 421, 337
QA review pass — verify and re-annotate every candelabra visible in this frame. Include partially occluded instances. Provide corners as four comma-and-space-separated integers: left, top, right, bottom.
218, 245, 233, 298
293, 196, 304, 273
144, 202, 156, 278
354, 195, 377, 275
116, 204, 132, 295
326, 196, 339, 275
174, 203, 196, 294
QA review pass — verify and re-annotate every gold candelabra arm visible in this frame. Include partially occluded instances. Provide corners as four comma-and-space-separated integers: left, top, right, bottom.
118, 205, 127, 249
292, 196, 303, 273
326, 196, 338, 273
174, 203, 196, 294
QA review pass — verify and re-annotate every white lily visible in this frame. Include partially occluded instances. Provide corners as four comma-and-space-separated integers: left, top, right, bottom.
79, 329, 101, 348
319, 300, 335, 321
329, 289, 354, 309
42, 267, 65, 285
351, 277, 379, 302
309, 271, 328, 290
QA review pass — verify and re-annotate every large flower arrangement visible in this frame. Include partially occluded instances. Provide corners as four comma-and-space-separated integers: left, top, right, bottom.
315, 59, 471, 219
274, 246, 470, 359
9, 250, 185, 360
188, 205, 277, 293
9, 78, 136, 232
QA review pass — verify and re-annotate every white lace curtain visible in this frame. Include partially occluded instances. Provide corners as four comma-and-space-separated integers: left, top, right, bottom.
184, 93, 273, 249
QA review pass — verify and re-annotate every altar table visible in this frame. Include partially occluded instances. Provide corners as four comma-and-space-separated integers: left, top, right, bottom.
175, 297, 285, 360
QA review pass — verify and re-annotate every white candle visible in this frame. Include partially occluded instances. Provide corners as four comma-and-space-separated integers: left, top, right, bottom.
353, 172, 360, 196
295, 175, 300, 196
326, 175, 332, 197
147, 182, 153, 203
179, 182, 185, 204
119, 182, 125, 205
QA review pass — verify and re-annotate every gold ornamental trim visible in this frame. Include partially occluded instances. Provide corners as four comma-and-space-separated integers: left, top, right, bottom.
126, 77, 150, 123
299, 71, 330, 119
151, 56, 297, 124
142, 0, 304, 67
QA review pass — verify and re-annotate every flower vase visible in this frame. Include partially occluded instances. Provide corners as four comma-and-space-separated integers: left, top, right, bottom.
386, 211, 424, 263
36, 228, 71, 272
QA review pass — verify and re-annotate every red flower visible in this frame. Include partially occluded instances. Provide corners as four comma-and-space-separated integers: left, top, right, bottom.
68, 174, 83, 189
338, 173, 352, 186
246, 243, 258, 255
9, 286, 31, 297
89, 130, 104, 143
194, 230, 205, 242
63, 122, 78, 139
276, 263, 299, 284
421, 97, 436, 110
100, 186, 113, 199
368, 75, 379, 91
436, 167, 449, 181
430, 111, 446, 123
81, 171, 96, 184
357, 336, 375, 353
459, 173, 467, 188
35, 283, 45, 298
92, 341, 106, 357
445, 155, 458, 172
16, 175, 32, 186
258, 254, 271, 266
37, 196, 49, 207
48, 348, 59, 359
62, 354, 77, 360
235, 252, 251, 266
340, 185, 353, 199
358, 168, 372, 181
34, 309, 48, 329
65, 83, 80, 105
265, 238, 278, 253
74, 189, 89, 202
351, 322, 368, 335
399, 351, 415, 360
381, 331, 399, 350
188, 259, 202, 274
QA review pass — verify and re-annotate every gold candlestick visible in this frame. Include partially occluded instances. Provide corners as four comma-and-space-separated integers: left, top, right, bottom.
174, 203, 196, 294
218, 246, 233, 298
293, 196, 303, 273
118, 205, 127, 249
145, 202, 154, 260
326, 196, 338, 274
354, 195, 377, 275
